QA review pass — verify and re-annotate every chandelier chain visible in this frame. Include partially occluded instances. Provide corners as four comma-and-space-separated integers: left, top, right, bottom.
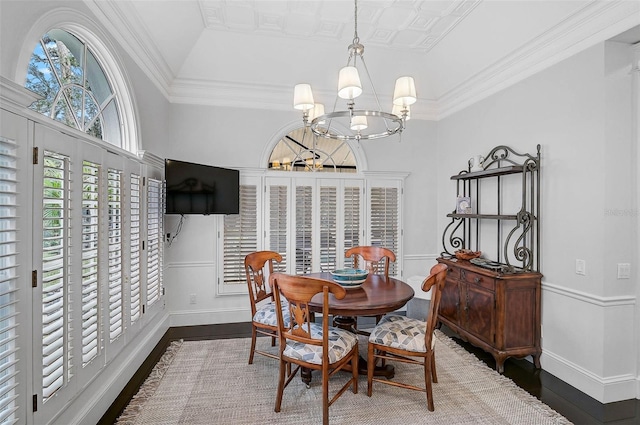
353, 0, 359, 44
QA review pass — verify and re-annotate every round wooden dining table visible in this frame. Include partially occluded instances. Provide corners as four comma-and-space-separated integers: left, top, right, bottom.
304, 272, 415, 383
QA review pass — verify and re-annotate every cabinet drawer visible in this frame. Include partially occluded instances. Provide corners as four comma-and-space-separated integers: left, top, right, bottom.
446, 264, 461, 280
461, 269, 495, 291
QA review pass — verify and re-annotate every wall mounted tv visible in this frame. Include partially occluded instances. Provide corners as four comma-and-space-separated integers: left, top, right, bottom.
164, 159, 240, 215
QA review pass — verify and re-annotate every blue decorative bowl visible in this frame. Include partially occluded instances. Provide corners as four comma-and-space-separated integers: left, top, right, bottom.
330, 268, 369, 289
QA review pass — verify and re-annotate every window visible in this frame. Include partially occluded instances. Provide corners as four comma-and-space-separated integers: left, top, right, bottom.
81, 160, 101, 366
268, 127, 356, 173
129, 174, 141, 324
267, 184, 288, 272
223, 184, 258, 287
218, 138, 403, 292
0, 137, 19, 423
107, 168, 123, 342
146, 178, 163, 306
41, 150, 72, 402
369, 184, 401, 276
26, 29, 123, 147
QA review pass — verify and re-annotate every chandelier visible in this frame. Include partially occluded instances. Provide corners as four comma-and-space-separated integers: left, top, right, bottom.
293, 0, 417, 141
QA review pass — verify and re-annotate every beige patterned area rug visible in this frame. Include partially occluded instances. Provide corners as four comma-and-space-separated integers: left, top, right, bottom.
116, 332, 572, 425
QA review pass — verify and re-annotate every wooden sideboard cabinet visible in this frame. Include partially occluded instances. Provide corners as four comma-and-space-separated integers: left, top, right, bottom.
437, 257, 541, 373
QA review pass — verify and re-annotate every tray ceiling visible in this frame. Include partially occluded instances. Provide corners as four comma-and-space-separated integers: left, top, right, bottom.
84, 0, 640, 119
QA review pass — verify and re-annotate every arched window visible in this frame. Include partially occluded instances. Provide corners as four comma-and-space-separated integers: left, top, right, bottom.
268, 127, 357, 172
25, 29, 123, 148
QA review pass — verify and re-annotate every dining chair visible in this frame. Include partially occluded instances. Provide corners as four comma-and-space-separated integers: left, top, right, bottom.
270, 273, 358, 425
366, 263, 448, 411
345, 246, 397, 327
345, 246, 396, 277
244, 251, 288, 364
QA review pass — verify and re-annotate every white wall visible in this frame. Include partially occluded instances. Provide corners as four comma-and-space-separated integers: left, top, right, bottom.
437, 41, 638, 403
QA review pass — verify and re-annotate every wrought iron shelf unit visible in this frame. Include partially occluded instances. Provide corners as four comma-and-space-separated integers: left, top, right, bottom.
447, 213, 518, 220
441, 145, 541, 272
450, 165, 524, 180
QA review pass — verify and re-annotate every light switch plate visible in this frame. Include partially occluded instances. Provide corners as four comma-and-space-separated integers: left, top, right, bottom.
576, 259, 586, 275
617, 263, 631, 279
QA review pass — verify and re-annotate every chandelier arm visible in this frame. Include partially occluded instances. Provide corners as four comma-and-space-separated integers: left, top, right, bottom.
358, 56, 383, 110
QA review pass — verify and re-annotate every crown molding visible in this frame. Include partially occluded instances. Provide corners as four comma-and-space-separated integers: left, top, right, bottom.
435, 0, 640, 119
169, 77, 440, 121
82, 0, 174, 99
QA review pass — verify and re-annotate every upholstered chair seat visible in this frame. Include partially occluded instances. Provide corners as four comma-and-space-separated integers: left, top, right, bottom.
369, 314, 436, 353
254, 300, 290, 328
283, 323, 358, 365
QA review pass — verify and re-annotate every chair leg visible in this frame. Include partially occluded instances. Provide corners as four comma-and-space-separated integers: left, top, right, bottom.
322, 365, 329, 425
249, 326, 257, 364
430, 351, 438, 383
424, 356, 435, 412
274, 359, 286, 413
352, 349, 358, 394
367, 343, 375, 397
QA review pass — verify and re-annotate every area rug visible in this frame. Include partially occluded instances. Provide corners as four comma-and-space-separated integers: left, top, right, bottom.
116, 332, 572, 425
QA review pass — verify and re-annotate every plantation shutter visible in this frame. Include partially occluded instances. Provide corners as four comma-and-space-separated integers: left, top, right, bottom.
267, 183, 288, 273
319, 184, 337, 272
0, 137, 19, 423
295, 185, 313, 275
81, 160, 101, 366
146, 178, 163, 306
369, 184, 400, 276
223, 184, 257, 286
107, 168, 123, 341
41, 150, 71, 401
343, 184, 361, 265
129, 173, 141, 323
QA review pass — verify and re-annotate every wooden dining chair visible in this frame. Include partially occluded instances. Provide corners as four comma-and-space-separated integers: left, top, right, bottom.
366, 263, 448, 411
345, 246, 396, 277
244, 251, 287, 364
270, 273, 358, 425
345, 246, 397, 327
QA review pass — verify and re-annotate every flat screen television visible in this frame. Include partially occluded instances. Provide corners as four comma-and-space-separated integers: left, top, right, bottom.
164, 159, 240, 215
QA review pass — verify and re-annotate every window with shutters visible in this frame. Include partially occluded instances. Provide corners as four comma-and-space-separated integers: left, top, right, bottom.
295, 185, 313, 275
0, 137, 19, 423
218, 165, 403, 291
369, 184, 400, 276
343, 184, 361, 264
129, 174, 141, 324
319, 185, 337, 272
42, 150, 72, 402
81, 160, 101, 366
146, 178, 163, 306
107, 169, 123, 342
268, 184, 288, 273
223, 184, 258, 287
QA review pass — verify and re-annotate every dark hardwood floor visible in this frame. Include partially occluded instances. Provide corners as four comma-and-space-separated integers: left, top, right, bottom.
99, 321, 639, 425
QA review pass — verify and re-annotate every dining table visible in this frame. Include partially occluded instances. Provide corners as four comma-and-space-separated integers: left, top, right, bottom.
303, 271, 415, 385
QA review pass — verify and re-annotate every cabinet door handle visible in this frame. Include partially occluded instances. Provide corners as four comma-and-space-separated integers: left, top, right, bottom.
474, 277, 482, 284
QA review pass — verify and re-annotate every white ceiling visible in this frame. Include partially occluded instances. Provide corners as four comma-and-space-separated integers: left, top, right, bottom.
85, 0, 640, 120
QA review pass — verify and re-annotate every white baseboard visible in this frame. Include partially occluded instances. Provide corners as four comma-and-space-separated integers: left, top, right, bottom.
542, 344, 638, 403
170, 307, 250, 327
